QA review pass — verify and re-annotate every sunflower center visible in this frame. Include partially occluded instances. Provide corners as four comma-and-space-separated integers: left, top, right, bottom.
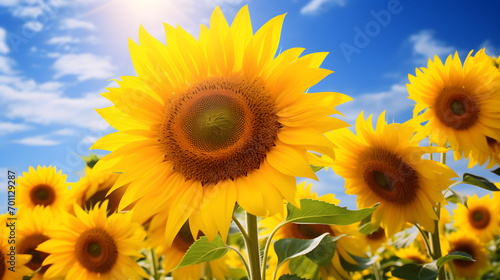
361, 147, 419, 204
435, 88, 479, 130
160, 75, 280, 186
17, 234, 50, 272
468, 207, 491, 229
366, 228, 385, 241
452, 244, 475, 267
75, 228, 118, 273
287, 223, 334, 239
30, 184, 56, 206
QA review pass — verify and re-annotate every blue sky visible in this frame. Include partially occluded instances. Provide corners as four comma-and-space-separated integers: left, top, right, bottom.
1, 0, 499, 212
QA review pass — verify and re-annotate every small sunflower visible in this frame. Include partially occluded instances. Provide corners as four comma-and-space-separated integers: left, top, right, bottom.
447, 231, 488, 279
407, 49, 500, 165
261, 182, 364, 280
394, 243, 430, 264
71, 166, 127, 214
17, 165, 73, 214
15, 206, 58, 280
0, 214, 32, 280
452, 193, 500, 243
91, 5, 350, 244
328, 112, 457, 237
148, 217, 234, 280
359, 227, 388, 255
38, 202, 147, 280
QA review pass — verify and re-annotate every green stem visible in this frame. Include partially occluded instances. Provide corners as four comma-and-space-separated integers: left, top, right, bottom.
431, 151, 447, 280
150, 249, 161, 280
233, 213, 250, 241
415, 225, 432, 259
246, 212, 262, 280
228, 246, 251, 277
204, 262, 213, 280
430, 203, 445, 280
261, 221, 287, 280
372, 259, 383, 280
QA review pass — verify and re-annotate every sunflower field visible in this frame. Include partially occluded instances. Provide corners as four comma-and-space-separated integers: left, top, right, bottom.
3, 4, 500, 280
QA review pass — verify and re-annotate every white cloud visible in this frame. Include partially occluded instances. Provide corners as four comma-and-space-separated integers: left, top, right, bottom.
0, 77, 112, 131
301, 0, 346, 15
14, 135, 59, 146
13, 5, 44, 18
0, 27, 9, 54
46, 52, 60, 58
46, 36, 81, 45
479, 40, 500, 58
0, 0, 18, 6
52, 128, 77, 136
337, 84, 412, 124
0, 121, 32, 135
52, 53, 115, 81
0, 56, 14, 74
409, 30, 455, 63
60, 18, 95, 30
23, 21, 43, 32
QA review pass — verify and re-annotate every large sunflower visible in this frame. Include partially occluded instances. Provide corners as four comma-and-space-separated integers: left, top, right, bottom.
407, 49, 500, 164
261, 182, 364, 280
0, 214, 32, 280
452, 193, 500, 243
17, 165, 73, 214
15, 206, 58, 280
327, 112, 457, 237
447, 231, 488, 279
38, 202, 147, 280
91, 5, 350, 244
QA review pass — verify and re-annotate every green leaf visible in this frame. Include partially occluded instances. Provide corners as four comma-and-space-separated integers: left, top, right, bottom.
357, 213, 378, 235
445, 189, 468, 205
176, 235, 228, 269
286, 199, 377, 226
274, 233, 330, 272
310, 165, 325, 173
278, 275, 309, 280
491, 167, 500, 177
289, 256, 320, 280
338, 252, 377, 272
306, 235, 344, 267
436, 251, 475, 269
463, 173, 500, 191
391, 262, 438, 280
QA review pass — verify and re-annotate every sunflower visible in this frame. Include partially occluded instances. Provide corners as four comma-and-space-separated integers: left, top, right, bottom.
15, 206, 59, 280
148, 216, 235, 280
407, 49, 500, 165
91, 5, 350, 244
452, 193, 500, 243
327, 112, 457, 237
17, 165, 73, 214
359, 227, 388, 255
464, 51, 500, 168
261, 182, 364, 280
0, 214, 32, 280
38, 202, 147, 280
394, 243, 430, 264
71, 166, 128, 214
447, 231, 488, 279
